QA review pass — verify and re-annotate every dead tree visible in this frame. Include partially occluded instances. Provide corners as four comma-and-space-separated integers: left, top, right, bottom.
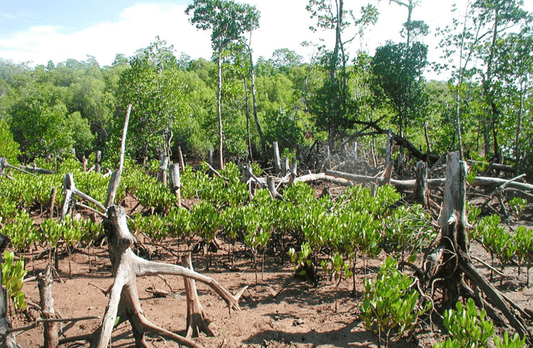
421, 152, 532, 344
273, 142, 281, 174
169, 163, 181, 206
58, 104, 246, 348
38, 266, 59, 348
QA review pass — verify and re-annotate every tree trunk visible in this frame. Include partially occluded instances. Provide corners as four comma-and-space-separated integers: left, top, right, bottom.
217, 48, 224, 170
244, 76, 253, 161
249, 46, 265, 159
273, 142, 281, 174
38, 265, 59, 348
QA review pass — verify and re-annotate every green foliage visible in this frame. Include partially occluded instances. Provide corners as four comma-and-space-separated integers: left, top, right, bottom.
307, 78, 359, 146
1, 250, 28, 310
494, 332, 526, 348
1, 210, 37, 251
441, 298, 495, 348
360, 257, 430, 348
384, 204, 436, 263
508, 197, 527, 219
0, 119, 21, 164
190, 201, 221, 243
371, 41, 429, 138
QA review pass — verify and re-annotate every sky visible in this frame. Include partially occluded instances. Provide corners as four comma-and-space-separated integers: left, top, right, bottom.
1, 0, 532, 80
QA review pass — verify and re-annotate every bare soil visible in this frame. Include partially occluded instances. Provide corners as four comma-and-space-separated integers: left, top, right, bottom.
9, 191, 533, 348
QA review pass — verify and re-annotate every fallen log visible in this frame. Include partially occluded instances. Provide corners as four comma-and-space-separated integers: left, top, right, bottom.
325, 170, 533, 192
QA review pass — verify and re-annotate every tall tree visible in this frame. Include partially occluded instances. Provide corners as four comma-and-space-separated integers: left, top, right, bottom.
186, 0, 260, 169
389, 0, 428, 46
306, 1, 378, 148
442, 0, 530, 159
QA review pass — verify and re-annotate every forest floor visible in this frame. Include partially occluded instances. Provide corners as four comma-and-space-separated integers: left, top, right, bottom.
9, 188, 533, 348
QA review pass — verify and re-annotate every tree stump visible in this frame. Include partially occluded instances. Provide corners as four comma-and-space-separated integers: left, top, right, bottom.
60, 205, 245, 348
422, 152, 532, 344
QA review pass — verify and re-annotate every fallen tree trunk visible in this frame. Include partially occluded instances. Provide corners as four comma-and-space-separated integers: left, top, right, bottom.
325, 170, 533, 192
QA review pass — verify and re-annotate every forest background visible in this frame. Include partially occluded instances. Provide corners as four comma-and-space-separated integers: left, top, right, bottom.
1, 0, 532, 175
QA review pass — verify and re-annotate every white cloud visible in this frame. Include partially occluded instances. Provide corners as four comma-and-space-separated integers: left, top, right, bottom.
2, 0, 530, 76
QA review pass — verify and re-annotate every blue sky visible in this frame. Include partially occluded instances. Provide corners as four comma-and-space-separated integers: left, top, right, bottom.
1, 0, 531, 79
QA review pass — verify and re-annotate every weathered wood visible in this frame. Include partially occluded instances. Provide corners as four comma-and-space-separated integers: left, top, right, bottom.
61, 174, 106, 219
156, 155, 169, 186
413, 161, 429, 207
19, 165, 55, 175
207, 149, 213, 166
294, 173, 352, 186
319, 145, 331, 173
38, 265, 58, 348
267, 176, 283, 200
422, 152, 533, 345
273, 142, 281, 174
182, 254, 217, 338
378, 132, 394, 186
178, 146, 185, 171
282, 157, 289, 177
95, 151, 101, 173
169, 163, 181, 206
326, 169, 533, 192
105, 104, 131, 208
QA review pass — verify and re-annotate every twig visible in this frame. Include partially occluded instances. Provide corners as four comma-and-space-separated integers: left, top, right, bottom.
157, 274, 176, 293
74, 202, 106, 218
89, 282, 110, 295
7, 316, 100, 334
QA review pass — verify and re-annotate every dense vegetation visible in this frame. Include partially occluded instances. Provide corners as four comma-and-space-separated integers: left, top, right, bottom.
1, 0, 532, 347
0, 0, 532, 174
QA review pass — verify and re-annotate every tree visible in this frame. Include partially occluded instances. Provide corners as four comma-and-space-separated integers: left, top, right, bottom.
494, 27, 533, 174
306, 1, 378, 148
186, 0, 260, 169
371, 41, 429, 140
115, 38, 183, 162
440, 0, 530, 159
0, 119, 21, 164
9, 83, 73, 159
389, 0, 428, 46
